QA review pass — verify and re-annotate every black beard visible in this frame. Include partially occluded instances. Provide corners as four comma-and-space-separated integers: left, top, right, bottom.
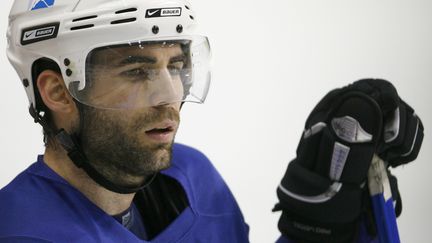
76, 105, 180, 188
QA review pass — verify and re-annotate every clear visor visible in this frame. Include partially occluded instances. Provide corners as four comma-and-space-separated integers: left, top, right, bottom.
68, 36, 211, 109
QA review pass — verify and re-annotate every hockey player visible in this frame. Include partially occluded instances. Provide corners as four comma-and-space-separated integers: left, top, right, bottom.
0, 0, 249, 242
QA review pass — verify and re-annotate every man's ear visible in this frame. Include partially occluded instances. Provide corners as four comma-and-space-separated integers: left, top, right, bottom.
37, 70, 76, 114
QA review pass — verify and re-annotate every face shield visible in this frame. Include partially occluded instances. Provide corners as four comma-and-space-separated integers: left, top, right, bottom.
68, 36, 211, 110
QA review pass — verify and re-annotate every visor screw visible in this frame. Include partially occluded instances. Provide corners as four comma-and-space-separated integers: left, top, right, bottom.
152, 25, 159, 34
176, 24, 183, 33
64, 58, 71, 66
22, 79, 29, 87
66, 69, 73, 77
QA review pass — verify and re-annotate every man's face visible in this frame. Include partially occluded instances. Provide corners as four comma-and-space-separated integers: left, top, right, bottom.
74, 43, 186, 188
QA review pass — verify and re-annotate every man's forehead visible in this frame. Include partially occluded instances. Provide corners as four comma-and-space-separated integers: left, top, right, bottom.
93, 43, 184, 61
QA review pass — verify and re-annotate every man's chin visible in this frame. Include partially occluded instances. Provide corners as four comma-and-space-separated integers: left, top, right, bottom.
131, 141, 173, 173
152, 144, 173, 170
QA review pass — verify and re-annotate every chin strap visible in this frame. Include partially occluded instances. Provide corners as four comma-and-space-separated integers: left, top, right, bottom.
30, 105, 156, 194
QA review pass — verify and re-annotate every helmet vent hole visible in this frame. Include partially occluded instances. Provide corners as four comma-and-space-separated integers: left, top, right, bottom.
22, 79, 29, 87
185, 5, 190, 10
189, 15, 194, 20
73, 15, 98, 22
111, 18, 137, 25
70, 24, 94, 31
115, 8, 138, 14
152, 25, 159, 34
176, 24, 183, 33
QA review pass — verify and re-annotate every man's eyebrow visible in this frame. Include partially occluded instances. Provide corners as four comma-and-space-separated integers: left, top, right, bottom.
117, 55, 157, 66
169, 54, 187, 63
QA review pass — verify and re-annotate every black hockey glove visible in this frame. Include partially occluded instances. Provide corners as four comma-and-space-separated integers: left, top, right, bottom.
273, 79, 424, 243
341, 79, 424, 167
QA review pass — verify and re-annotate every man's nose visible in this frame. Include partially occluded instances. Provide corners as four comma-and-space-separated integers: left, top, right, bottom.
147, 68, 182, 106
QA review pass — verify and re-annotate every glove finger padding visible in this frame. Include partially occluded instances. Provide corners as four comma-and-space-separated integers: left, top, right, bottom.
379, 100, 424, 167
274, 92, 383, 243
346, 79, 424, 167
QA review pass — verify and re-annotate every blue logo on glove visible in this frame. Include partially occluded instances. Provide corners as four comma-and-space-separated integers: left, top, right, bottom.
31, 0, 55, 11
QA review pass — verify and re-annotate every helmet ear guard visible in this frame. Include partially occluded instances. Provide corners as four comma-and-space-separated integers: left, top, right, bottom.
31, 58, 61, 111
30, 58, 62, 143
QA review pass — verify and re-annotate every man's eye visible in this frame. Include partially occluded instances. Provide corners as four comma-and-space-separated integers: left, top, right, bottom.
169, 67, 181, 76
121, 68, 150, 79
168, 63, 184, 76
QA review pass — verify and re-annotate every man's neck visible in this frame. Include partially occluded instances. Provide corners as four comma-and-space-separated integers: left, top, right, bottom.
43, 146, 135, 216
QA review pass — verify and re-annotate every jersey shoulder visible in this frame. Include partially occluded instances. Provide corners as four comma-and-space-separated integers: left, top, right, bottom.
0, 161, 101, 241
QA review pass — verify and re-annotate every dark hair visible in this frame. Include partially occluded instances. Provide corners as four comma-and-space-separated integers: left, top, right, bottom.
31, 58, 62, 146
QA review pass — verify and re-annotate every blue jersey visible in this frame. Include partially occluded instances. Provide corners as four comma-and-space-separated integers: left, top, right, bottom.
0, 144, 249, 243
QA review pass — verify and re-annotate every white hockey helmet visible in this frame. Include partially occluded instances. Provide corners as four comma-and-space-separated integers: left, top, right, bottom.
7, 0, 211, 110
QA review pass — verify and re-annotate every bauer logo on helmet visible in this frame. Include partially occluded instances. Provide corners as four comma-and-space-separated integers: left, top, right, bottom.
145, 7, 182, 18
